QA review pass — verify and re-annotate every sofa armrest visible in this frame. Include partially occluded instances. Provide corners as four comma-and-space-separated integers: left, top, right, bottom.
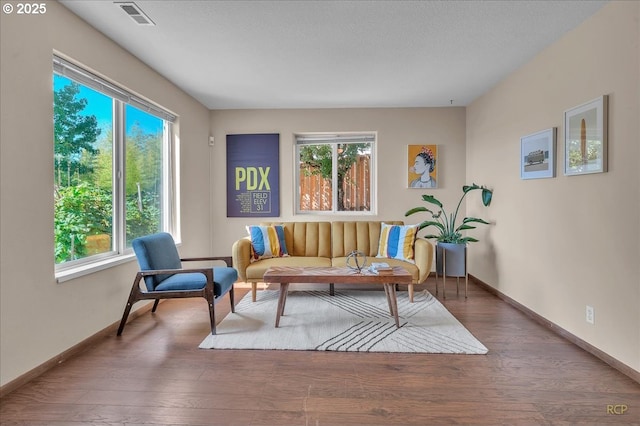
232, 237, 252, 282
414, 238, 434, 283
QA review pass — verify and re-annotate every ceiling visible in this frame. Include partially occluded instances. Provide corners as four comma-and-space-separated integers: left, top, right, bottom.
60, 1, 607, 110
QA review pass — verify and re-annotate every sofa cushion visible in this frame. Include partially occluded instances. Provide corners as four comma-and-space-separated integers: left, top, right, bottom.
376, 222, 418, 263
247, 225, 288, 261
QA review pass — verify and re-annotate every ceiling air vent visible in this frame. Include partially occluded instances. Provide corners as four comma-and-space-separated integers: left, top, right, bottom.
115, 2, 155, 26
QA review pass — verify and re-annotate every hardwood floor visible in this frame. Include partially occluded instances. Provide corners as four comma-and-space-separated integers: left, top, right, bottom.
1, 280, 639, 425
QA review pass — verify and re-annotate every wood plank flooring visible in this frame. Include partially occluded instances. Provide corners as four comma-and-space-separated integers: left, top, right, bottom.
1, 280, 639, 425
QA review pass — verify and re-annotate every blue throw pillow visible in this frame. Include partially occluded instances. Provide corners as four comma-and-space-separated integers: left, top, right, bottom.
247, 225, 288, 261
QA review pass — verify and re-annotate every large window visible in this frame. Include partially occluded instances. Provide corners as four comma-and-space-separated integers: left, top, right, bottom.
295, 133, 375, 214
53, 56, 177, 273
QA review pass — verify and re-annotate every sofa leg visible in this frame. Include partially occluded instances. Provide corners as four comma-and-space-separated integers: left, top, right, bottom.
252, 283, 257, 302
408, 284, 414, 303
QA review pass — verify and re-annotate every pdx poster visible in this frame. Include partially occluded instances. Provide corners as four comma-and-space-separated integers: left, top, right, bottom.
226, 133, 280, 217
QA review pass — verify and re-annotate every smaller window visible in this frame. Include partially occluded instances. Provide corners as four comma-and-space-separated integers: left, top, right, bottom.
295, 134, 375, 214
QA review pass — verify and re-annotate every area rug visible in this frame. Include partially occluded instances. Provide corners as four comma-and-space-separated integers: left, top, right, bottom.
199, 289, 488, 354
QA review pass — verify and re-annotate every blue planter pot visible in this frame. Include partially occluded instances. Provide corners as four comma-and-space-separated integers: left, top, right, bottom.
436, 243, 467, 277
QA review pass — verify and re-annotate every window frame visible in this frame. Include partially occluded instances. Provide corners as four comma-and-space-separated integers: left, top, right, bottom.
294, 132, 377, 215
53, 55, 179, 282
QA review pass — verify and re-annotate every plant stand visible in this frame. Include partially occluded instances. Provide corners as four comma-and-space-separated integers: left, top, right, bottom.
434, 243, 468, 299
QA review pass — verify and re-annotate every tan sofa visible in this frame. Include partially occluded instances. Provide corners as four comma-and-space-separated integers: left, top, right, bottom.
232, 221, 433, 302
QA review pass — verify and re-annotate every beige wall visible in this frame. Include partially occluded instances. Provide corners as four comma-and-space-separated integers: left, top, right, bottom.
209, 108, 467, 253
466, 1, 639, 372
0, 2, 211, 386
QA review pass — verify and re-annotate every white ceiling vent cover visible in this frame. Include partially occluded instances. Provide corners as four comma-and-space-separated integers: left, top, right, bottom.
115, 2, 155, 26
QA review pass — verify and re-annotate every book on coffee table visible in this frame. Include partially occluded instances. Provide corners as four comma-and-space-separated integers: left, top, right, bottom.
369, 262, 394, 275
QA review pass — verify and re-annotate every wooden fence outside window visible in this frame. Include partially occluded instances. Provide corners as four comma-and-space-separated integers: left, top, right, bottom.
299, 155, 370, 211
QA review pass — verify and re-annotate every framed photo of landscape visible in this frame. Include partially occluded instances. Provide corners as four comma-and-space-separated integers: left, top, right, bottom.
520, 128, 556, 180
564, 95, 608, 176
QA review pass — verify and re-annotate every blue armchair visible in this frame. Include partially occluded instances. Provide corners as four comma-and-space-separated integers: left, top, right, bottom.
117, 232, 237, 336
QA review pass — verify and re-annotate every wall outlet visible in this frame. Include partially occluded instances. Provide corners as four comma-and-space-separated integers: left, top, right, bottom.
586, 305, 595, 325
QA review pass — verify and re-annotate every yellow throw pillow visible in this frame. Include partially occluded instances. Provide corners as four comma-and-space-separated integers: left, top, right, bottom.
376, 223, 418, 263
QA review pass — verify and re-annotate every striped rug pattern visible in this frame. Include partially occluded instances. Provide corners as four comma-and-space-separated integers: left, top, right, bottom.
199, 289, 488, 354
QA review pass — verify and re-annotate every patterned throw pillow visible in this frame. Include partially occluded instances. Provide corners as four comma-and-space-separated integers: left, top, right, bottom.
376, 223, 418, 263
247, 225, 288, 261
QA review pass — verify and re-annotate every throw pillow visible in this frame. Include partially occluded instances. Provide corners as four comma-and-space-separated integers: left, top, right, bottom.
376, 223, 418, 263
247, 225, 288, 261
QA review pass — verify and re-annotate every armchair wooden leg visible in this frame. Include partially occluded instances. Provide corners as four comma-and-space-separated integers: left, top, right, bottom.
117, 302, 133, 336
252, 283, 257, 302
229, 286, 235, 313
408, 284, 414, 303
207, 297, 217, 335
151, 299, 160, 312
117, 283, 141, 336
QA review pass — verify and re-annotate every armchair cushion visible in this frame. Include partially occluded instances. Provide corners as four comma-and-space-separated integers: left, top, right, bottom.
155, 267, 237, 295
376, 223, 419, 264
155, 273, 206, 291
132, 232, 182, 290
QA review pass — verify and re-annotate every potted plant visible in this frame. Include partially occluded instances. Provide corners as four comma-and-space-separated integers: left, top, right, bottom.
405, 183, 493, 278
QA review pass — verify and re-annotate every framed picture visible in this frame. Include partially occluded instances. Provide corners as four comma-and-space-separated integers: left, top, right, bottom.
520, 128, 556, 180
564, 95, 608, 176
226, 133, 280, 217
408, 145, 438, 188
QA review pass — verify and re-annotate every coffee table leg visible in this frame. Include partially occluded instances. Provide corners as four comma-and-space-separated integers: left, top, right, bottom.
275, 283, 289, 327
386, 283, 400, 328
383, 284, 393, 314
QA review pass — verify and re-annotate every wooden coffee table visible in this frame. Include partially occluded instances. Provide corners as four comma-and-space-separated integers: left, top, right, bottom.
262, 266, 412, 328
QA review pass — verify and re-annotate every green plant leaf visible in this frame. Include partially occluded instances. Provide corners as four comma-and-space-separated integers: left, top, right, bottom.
422, 234, 441, 240
421, 194, 443, 208
462, 217, 490, 225
416, 220, 445, 233
405, 206, 431, 216
460, 237, 479, 243
456, 224, 476, 231
462, 183, 480, 193
482, 188, 493, 206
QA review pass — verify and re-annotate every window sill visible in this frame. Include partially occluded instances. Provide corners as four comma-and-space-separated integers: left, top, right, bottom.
56, 253, 137, 283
